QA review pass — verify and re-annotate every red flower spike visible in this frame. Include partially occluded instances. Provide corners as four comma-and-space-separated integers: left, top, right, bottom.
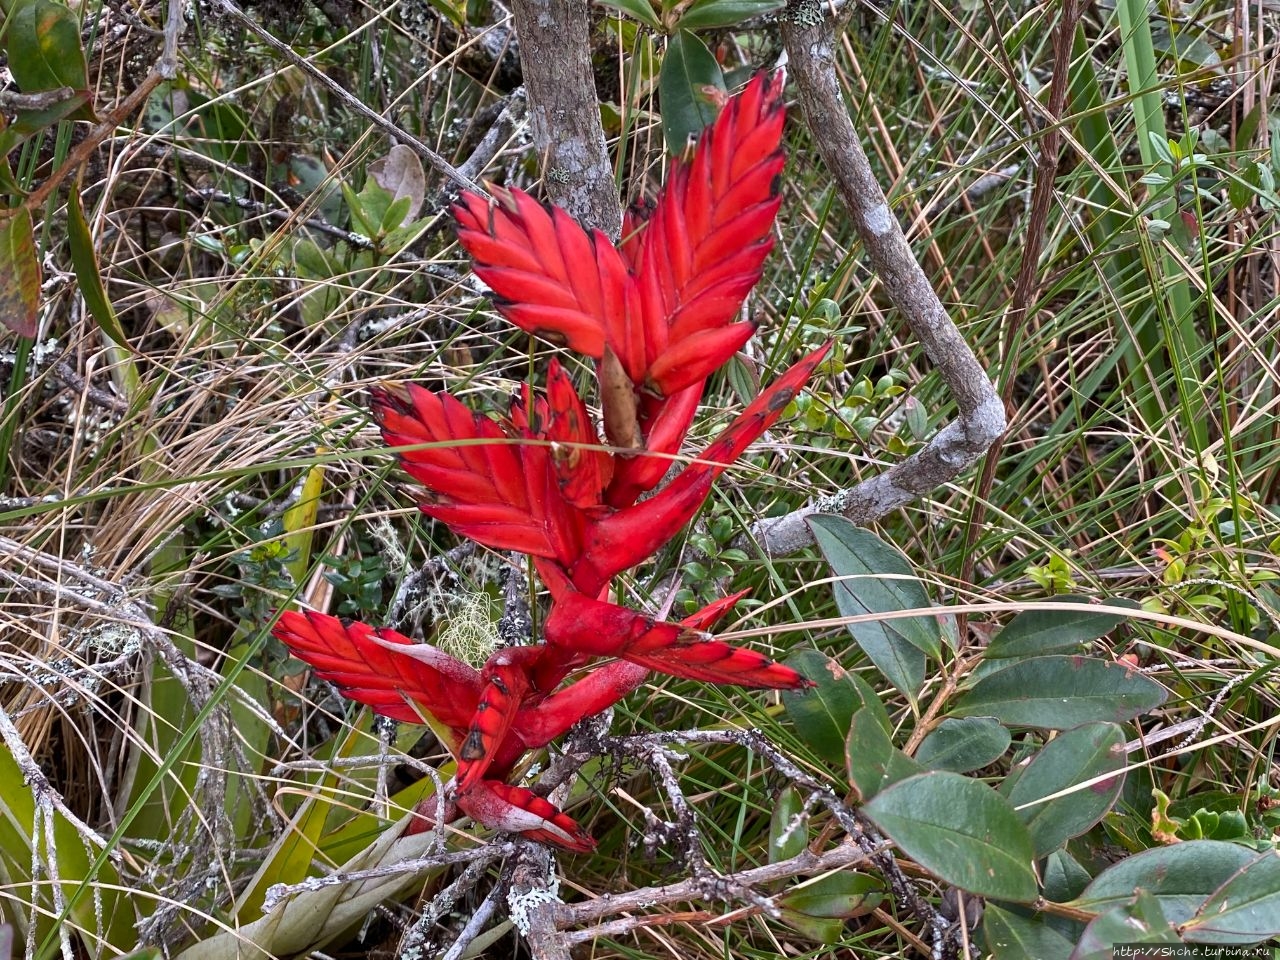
544, 590, 808, 690
573, 343, 831, 594
627, 72, 786, 378
455, 779, 596, 852
453, 186, 626, 357
272, 611, 481, 737
514, 659, 650, 748
545, 359, 614, 508
457, 648, 540, 791
605, 384, 702, 508
642, 320, 756, 397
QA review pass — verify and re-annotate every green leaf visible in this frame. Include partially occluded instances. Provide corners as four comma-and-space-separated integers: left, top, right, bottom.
0, 208, 41, 338
864, 771, 1038, 902
782, 649, 886, 765
1182, 850, 1280, 944
777, 909, 844, 944
984, 597, 1137, 659
845, 707, 921, 802
1042, 849, 1092, 902
66, 191, 131, 347
915, 717, 1010, 773
809, 515, 939, 699
1071, 890, 1182, 959
777, 872, 883, 919
769, 785, 806, 863
982, 904, 1074, 960
675, 0, 783, 29
596, 0, 662, 29
658, 31, 724, 155
1073, 841, 1260, 923
949, 655, 1167, 728
5, 0, 93, 122
1002, 721, 1126, 857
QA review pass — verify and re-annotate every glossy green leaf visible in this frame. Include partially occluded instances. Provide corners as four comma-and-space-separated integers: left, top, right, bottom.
1073, 841, 1259, 923
778, 872, 883, 919
0, 208, 41, 338
845, 707, 921, 802
782, 649, 886, 765
1183, 849, 1280, 944
1071, 890, 1181, 959
1002, 721, 1126, 857
983, 904, 1074, 960
809, 515, 939, 699
66, 191, 131, 347
0, 90, 92, 156
950, 656, 1166, 728
5, 0, 92, 117
985, 598, 1137, 659
915, 717, 1010, 772
769, 785, 806, 863
864, 772, 1038, 902
659, 31, 725, 154
597, 0, 661, 29
1042, 849, 1092, 903
675, 0, 783, 29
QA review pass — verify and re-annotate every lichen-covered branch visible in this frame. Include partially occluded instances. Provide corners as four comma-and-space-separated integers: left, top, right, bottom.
759, 7, 1006, 556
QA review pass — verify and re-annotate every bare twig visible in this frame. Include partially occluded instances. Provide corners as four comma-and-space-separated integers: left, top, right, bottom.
757, 7, 1006, 557
505, 0, 622, 237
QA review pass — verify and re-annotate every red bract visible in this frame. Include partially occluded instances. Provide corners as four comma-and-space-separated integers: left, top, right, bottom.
273, 72, 828, 853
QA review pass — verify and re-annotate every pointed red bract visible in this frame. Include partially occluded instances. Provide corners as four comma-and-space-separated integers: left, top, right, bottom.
456, 780, 596, 852
272, 611, 481, 736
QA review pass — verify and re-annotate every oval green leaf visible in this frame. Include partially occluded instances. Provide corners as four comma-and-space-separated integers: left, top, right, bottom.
782, 649, 886, 765
864, 771, 1038, 902
809, 514, 939, 699
950, 656, 1167, 729
1002, 721, 1126, 858
596, 0, 662, 29
1073, 841, 1260, 923
985, 597, 1137, 659
778, 872, 883, 919
769, 785, 806, 863
983, 903, 1075, 960
1183, 849, 1280, 944
0, 208, 41, 338
6, 0, 93, 120
915, 717, 1011, 773
658, 31, 725, 155
676, 0, 784, 30
846, 707, 921, 802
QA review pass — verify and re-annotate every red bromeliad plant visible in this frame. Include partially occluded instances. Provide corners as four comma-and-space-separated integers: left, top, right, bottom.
273, 73, 830, 853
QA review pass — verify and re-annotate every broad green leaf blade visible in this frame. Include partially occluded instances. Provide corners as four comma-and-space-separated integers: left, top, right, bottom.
782, 649, 886, 765
1002, 721, 1126, 857
769, 785, 806, 863
0, 208, 41, 338
658, 31, 725, 155
596, 0, 662, 29
66, 191, 131, 347
1073, 841, 1259, 923
777, 872, 883, 919
6, 0, 94, 120
983, 904, 1075, 960
1183, 850, 1280, 944
845, 707, 921, 801
1070, 891, 1181, 959
1042, 848, 1093, 903
864, 771, 1038, 902
915, 717, 1010, 773
950, 655, 1167, 728
985, 598, 1137, 659
809, 515, 939, 699
676, 0, 784, 30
